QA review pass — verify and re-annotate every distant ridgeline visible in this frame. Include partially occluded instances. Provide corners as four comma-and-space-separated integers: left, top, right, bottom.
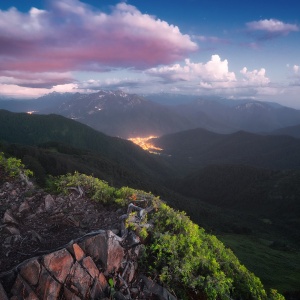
2, 91, 300, 138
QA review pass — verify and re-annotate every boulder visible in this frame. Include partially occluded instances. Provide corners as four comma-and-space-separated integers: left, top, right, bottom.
36, 266, 62, 299
18, 200, 31, 215
79, 231, 124, 274
69, 243, 85, 262
43, 248, 74, 284
19, 259, 41, 286
11, 274, 39, 300
65, 261, 93, 298
82, 256, 99, 279
3, 210, 18, 225
44, 194, 55, 212
140, 275, 177, 300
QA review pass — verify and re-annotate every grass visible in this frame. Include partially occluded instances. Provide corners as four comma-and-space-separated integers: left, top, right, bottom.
218, 234, 300, 294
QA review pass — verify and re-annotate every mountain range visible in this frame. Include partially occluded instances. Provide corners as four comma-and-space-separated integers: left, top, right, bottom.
150, 128, 300, 174
1, 91, 300, 138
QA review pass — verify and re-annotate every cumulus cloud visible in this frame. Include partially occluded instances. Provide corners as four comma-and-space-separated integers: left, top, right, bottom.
0, 0, 197, 88
147, 55, 236, 84
246, 19, 299, 39
146, 55, 271, 97
240, 67, 270, 86
288, 64, 300, 86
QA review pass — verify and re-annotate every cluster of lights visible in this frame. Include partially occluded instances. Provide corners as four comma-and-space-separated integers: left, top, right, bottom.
128, 136, 163, 154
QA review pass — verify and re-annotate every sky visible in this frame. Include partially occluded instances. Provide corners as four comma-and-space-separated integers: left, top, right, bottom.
0, 0, 299, 108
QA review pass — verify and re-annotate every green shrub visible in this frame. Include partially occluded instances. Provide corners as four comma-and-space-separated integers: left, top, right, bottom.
114, 186, 155, 207
144, 201, 271, 300
269, 289, 285, 300
0, 152, 33, 178
52, 171, 115, 204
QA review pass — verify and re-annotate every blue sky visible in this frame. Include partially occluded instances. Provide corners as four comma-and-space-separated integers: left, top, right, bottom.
0, 0, 299, 107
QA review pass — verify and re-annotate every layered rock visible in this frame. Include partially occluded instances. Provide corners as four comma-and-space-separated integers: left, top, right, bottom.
1, 230, 131, 299
0, 173, 176, 299
0, 229, 176, 299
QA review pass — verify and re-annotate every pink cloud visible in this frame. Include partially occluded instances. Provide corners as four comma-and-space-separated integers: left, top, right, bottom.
0, 71, 74, 88
0, 0, 197, 88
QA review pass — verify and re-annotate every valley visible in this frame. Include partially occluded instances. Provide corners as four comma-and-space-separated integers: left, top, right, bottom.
128, 136, 163, 153
0, 92, 300, 298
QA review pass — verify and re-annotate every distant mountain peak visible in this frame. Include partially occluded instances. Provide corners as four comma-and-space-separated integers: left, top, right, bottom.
235, 101, 271, 111
55, 90, 146, 114
235, 101, 272, 112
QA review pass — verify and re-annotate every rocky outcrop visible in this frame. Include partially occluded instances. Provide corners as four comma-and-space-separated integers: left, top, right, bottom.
0, 230, 131, 299
0, 231, 119, 299
0, 176, 176, 299
0, 229, 176, 299
0, 178, 124, 272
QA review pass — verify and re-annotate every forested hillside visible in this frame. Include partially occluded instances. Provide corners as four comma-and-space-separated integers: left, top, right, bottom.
0, 110, 299, 297
151, 128, 300, 174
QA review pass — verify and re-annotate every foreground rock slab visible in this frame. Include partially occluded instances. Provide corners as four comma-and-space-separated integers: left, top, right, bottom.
0, 229, 176, 299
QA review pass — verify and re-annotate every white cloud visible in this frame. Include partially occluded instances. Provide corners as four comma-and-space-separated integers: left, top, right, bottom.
288, 64, 300, 87
0, 71, 74, 88
77, 77, 145, 91
240, 67, 270, 86
0, 83, 79, 99
145, 55, 274, 98
246, 19, 299, 37
147, 55, 236, 84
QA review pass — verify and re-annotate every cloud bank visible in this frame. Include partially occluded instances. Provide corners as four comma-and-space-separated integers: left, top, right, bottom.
0, 0, 197, 88
147, 55, 270, 91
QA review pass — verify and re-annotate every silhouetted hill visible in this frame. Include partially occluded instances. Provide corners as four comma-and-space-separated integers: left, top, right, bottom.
174, 98, 300, 133
0, 110, 173, 184
177, 164, 300, 218
0, 92, 75, 112
152, 128, 300, 173
271, 124, 300, 138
